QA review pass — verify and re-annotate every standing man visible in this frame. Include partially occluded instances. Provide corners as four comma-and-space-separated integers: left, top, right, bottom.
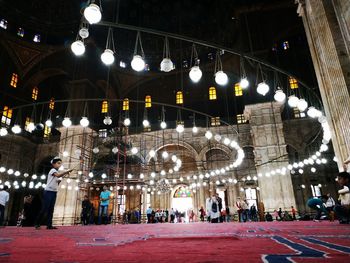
146, 206, 152, 223
215, 193, 223, 222
98, 186, 111, 225
0, 186, 9, 226
236, 197, 243, 222
35, 157, 73, 229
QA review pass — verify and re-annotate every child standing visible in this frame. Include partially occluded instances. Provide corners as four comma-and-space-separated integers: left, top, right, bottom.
35, 157, 73, 229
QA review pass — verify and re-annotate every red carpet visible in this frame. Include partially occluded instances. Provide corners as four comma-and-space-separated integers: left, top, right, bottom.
0, 221, 349, 262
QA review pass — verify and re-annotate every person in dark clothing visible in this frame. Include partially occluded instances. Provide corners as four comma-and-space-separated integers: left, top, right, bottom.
35, 157, 73, 230
215, 193, 223, 222
250, 204, 258, 222
278, 208, 283, 221
265, 212, 273, 222
22, 195, 35, 226
81, 195, 92, 225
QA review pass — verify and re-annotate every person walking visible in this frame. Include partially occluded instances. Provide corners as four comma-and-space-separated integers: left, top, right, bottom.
35, 157, 73, 229
0, 186, 10, 226
98, 186, 111, 225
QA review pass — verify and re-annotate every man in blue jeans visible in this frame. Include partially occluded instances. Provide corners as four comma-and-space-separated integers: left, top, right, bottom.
35, 157, 73, 229
99, 186, 111, 224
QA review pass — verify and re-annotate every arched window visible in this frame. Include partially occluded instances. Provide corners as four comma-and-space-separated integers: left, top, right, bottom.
1, 106, 12, 125
145, 95, 152, 108
289, 77, 298, 89
123, 98, 129, 111
49, 98, 55, 110
32, 87, 39, 100
174, 187, 192, 198
234, 83, 243, 96
176, 91, 183, 104
209, 87, 217, 100
10, 73, 18, 88
101, 101, 108, 113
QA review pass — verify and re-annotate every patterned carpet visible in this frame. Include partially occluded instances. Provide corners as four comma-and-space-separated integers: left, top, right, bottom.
0, 221, 349, 262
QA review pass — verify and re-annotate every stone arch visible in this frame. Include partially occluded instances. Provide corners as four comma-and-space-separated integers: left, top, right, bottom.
24, 68, 69, 90
198, 143, 232, 163
145, 140, 199, 164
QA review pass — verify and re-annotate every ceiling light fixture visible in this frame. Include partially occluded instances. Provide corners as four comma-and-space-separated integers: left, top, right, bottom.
101, 27, 115, 65
84, 2, 102, 24
160, 37, 174, 72
131, 32, 146, 72
214, 51, 228, 86
189, 44, 202, 82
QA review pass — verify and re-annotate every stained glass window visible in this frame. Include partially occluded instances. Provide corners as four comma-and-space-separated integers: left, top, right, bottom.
174, 187, 192, 198
1, 106, 12, 125
209, 87, 217, 100
32, 87, 39, 100
145, 95, 152, 108
176, 91, 183, 104
123, 98, 129, 111
234, 83, 243, 96
289, 77, 298, 89
10, 73, 18, 88
49, 98, 55, 110
101, 100, 108, 113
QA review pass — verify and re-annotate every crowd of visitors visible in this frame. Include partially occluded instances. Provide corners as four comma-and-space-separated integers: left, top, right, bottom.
2, 159, 349, 227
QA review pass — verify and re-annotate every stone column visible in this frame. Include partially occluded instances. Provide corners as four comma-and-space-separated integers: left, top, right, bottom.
244, 102, 296, 212
296, 0, 350, 169
53, 126, 95, 225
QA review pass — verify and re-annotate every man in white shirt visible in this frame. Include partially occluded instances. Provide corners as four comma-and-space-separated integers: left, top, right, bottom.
35, 157, 72, 229
0, 185, 9, 226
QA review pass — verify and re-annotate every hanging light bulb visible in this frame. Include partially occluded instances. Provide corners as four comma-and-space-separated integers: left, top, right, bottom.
160, 58, 174, 72
307, 107, 322, 118
103, 116, 112, 125
160, 121, 167, 129
297, 99, 308, 112
162, 151, 168, 159
79, 27, 89, 39
215, 71, 228, 86
101, 49, 115, 65
240, 77, 249, 89
131, 55, 145, 72
143, 119, 150, 127
257, 82, 269, 96
274, 89, 286, 102
80, 117, 89, 127
112, 147, 118, 154
189, 66, 202, 83
131, 147, 138, 155
0, 127, 8, 136
45, 119, 53, 127
149, 150, 156, 157
171, 155, 177, 162
205, 130, 213, 139
92, 147, 99, 154
124, 118, 131, 126
11, 125, 22, 134
27, 122, 35, 133
176, 124, 184, 133
192, 126, 198, 133
62, 117, 72, 128
71, 40, 85, 56
84, 3, 102, 24
288, 95, 299, 108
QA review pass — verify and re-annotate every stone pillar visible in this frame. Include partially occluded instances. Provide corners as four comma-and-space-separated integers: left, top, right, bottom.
244, 102, 296, 212
53, 126, 95, 225
296, 0, 350, 169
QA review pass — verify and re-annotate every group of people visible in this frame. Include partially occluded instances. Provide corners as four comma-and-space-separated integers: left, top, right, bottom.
1, 157, 350, 227
307, 171, 350, 224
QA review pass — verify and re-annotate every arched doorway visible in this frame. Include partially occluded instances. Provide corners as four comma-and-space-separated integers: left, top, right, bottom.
171, 186, 193, 222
